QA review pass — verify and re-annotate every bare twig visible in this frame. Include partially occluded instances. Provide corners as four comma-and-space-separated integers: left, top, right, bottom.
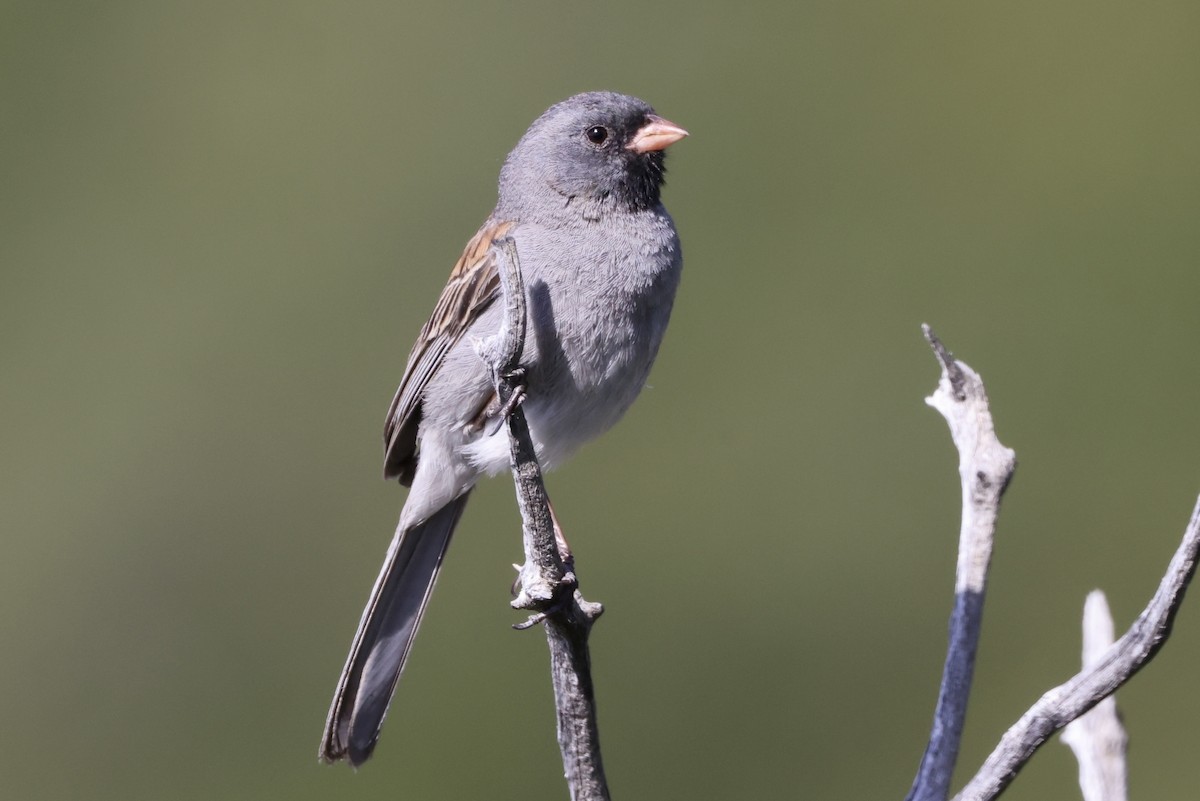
1061, 591, 1129, 801
907, 325, 1017, 801
479, 236, 610, 801
952, 496, 1200, 800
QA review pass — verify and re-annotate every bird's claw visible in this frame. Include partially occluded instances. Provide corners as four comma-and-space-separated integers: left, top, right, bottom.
488, 369, 528, 435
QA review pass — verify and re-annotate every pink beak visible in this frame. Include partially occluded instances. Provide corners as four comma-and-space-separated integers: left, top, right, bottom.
627, 114, 689, 153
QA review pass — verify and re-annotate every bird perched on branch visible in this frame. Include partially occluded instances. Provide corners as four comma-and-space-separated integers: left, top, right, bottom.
320, 91, 688, 766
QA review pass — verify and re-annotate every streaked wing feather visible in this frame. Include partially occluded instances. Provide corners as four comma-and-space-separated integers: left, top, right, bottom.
382, 220, 513, 483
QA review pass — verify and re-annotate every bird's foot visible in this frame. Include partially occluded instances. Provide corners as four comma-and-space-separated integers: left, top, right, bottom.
487, 367, 527, 435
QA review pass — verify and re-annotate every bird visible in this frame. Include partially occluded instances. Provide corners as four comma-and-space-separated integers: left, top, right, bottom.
320, 91, 688, 767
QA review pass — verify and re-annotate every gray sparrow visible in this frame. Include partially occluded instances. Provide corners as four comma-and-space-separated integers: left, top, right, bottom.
320, 91, 687, 766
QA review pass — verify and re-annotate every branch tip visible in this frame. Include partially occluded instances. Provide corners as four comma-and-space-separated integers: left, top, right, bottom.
923, 325, 968, 401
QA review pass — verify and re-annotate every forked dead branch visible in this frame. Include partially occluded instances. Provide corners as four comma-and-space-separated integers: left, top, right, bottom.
912, 325, 1200, 801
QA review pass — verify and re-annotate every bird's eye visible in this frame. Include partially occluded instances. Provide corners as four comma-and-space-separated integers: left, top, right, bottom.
585, 126, 609, 145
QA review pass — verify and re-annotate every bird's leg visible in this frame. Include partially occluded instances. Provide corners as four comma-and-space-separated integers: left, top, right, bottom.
511, 499, 575, 597
488, 366, 527, 435
547, 499, 574, 568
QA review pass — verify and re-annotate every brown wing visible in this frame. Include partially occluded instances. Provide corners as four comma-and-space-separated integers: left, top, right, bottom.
382, 219, 513, 484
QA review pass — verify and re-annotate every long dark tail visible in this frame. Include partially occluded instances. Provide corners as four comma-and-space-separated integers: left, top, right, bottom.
320, 491, 471, 766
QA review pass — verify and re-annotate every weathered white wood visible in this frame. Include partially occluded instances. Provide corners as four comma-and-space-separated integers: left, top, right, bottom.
907, 326, 1017, 801
954, 497, 1200, 801
1061, 591, 1129, 801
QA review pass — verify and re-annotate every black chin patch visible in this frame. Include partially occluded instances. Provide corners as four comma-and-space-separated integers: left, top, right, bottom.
618, 151, 666, 212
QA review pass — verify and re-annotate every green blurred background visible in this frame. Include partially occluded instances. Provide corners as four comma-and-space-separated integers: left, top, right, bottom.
3, 1, 1199, 799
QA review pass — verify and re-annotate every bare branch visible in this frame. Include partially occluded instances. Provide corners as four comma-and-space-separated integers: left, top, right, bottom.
480, 236, 610, 801
907, 326, 1017, 801
1061, 591, 1129, 801
953, 496, 1200, 801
